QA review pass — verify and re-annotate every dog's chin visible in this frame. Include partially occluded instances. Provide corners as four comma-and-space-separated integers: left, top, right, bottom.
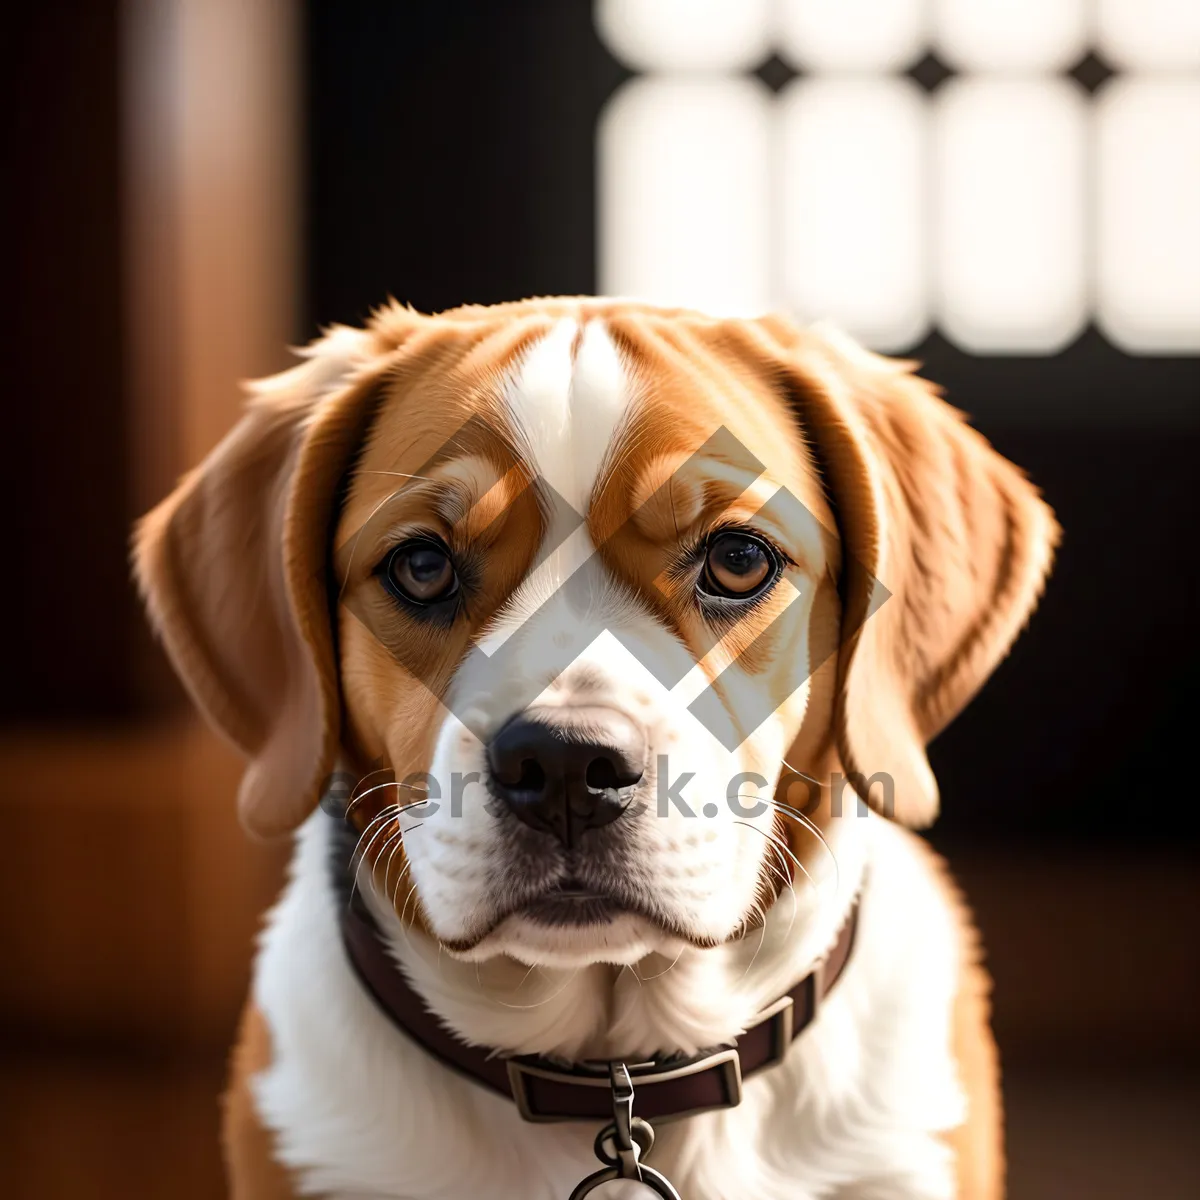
444, 910, 684, 968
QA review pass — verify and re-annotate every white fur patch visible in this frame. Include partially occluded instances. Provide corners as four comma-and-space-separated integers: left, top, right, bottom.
246, 311, 968, 1198
501, 317, 632, 517
480, 318, 638, 657
252, 811, 965, 1200
403, 312, 817, 964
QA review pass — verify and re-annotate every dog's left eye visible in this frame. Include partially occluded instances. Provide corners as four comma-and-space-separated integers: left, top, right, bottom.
700, 532, 779, 600
380, 538, 460, 606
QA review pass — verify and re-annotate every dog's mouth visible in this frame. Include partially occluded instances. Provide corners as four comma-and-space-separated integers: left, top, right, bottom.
519, 878, 627, 927
440, 876, 722, 955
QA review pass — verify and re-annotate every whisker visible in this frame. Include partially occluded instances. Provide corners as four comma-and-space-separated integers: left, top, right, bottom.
758, 841, 799, 941
345, 778, 429, 819
382, 827, 409, 896
734, 789, 840, 896
351, 798, 418, 846
337, 486, 411, 605
392, 860, 413, 911
764, 796, 837, 865
739, 898, 769, 980
399, 877, 422, 927
777, 847, 801, 941
393, 871, 420, 957
351, 797, 431, 855
335, 765, 392, 816
780, 756, 823, 787
733, 819, 819, 899
360, 470, 434, 481
513, 960, 539, 993
346, 764, 400, 796
634, 943, 685, 982
467, 946, 581, 1011
349, 804, 426, 906
350, 801, 427, 868
349, 806, 403, 887
755, 796, 841, 897
490, 967, 582, 1011
351, 803, 402, 852
368, 827, 402, 885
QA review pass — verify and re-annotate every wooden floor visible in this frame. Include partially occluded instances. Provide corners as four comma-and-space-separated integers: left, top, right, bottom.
1004, 1068, 1200, 1199
2, 1050, 1197, 1198
0, 1050, 227, 1200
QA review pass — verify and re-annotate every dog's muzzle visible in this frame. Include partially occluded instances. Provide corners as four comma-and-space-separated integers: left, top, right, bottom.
486, 706, 647, 847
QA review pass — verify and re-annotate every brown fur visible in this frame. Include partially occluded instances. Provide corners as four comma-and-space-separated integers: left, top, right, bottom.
910, 834, 1006, 1198
136, 299, 1052, 1198
223, 1003, 302, 1200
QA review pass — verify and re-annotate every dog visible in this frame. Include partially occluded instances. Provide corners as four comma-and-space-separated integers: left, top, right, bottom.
136, 298, 1057, 1199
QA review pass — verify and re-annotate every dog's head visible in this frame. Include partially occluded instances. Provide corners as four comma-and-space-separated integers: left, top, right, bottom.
136, 299, 1056, 967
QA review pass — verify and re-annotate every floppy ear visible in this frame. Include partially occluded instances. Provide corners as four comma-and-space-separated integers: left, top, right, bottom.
754, 318, 1058, 827
134, 324, 404, 837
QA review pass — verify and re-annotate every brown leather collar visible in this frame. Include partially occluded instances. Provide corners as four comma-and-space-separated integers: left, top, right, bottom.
333, 816, 859, 1124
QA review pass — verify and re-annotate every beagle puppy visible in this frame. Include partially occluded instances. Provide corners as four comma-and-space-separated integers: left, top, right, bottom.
136, 298, 1056, 1200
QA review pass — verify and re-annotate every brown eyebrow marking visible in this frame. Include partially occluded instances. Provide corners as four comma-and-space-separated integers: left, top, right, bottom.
359, 467, 517, 547
360, 470, 435, 483
440, 460, 533, 546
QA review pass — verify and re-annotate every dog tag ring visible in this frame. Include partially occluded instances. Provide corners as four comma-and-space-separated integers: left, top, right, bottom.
566, 1063, 684, 1200
568, 1163, 682, 1199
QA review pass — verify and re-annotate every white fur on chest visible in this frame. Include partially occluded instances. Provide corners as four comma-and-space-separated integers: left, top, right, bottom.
251, 814, 965, 1200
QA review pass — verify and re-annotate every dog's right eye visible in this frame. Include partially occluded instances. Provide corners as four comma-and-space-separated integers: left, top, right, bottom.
380, 538, 460, 607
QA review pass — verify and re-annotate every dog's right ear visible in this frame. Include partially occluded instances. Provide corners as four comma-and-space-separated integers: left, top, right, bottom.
744, 316, 1058, 828
134, 320, 414, 837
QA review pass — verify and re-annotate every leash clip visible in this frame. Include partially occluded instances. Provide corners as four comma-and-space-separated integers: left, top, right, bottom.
567, 1062, 683, 1199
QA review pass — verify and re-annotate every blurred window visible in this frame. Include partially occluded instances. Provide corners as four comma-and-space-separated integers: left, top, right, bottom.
596, 0, 1200, 354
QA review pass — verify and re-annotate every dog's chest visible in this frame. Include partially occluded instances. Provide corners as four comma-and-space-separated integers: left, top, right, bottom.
250, 816, 963, 1200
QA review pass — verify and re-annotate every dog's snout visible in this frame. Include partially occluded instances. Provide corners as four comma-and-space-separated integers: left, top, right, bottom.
486, 707, 646, 846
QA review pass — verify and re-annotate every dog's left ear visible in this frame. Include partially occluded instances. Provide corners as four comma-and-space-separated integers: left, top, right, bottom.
750, 317, 1059, 827
134, 322, 412, 837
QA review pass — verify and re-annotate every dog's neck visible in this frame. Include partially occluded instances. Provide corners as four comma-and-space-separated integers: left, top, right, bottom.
350, 814, 870, 1063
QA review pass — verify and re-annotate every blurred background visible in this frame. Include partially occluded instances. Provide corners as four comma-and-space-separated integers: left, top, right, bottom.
2, 1, 1197, 1196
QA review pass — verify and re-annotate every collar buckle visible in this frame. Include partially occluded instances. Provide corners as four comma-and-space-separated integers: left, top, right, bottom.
507, 1045, 744, 1124
564, 1062, 685, 1199
755, 992, 797, 1069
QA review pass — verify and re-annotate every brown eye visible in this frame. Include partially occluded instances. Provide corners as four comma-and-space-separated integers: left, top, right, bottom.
382, 539, 459, 605
702, 532, 776, 599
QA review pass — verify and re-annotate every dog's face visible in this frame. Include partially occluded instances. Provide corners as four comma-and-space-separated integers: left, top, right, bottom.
136, 299, 1057, 969
332, 314, 841, 965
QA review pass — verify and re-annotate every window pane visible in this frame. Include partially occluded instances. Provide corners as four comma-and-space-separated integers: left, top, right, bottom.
935, 0, 1087, 71
780, 77, 929, 350
598, 78, 773, 315
777, 0, 925, 71
935, 78, 1087, 352
595, 0, 772, 72
1097, 78, 1200, 353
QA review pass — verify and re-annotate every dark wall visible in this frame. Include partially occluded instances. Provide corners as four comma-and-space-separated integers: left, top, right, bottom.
925, 425, 1199, 846
312, 0, 1198, 848
305, 0, 626, 326
2, 5, 135, 722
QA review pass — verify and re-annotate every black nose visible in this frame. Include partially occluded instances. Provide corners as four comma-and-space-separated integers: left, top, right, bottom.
487, 708, 647, 847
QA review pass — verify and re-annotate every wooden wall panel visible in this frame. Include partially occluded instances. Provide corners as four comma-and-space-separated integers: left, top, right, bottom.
0, 725, 288, 1051
952, 850, 1200, 1066
1, 5, 132, 720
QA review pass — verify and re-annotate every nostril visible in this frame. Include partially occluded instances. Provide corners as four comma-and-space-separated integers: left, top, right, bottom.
585, 755, 639, 792
585, 756, 618, 791
513, 758, 546, 794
